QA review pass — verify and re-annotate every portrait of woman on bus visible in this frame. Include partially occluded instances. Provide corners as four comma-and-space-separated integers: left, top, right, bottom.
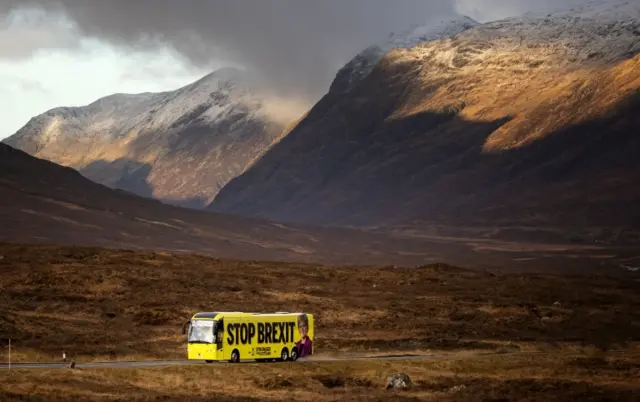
295, 313, 313, 357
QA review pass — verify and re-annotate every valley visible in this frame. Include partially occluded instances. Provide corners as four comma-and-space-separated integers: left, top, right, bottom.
1, 1, 640, 401
5, 141, 638, 273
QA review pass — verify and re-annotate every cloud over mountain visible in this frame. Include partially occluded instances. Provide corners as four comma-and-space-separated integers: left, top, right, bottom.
2, 0, 588, 101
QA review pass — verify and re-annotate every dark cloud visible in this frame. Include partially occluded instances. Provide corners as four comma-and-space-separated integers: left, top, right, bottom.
0, 6, 79, 59
1, 0, 457, 100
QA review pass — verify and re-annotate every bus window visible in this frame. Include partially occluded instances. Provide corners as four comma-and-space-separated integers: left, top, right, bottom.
188, 320, 215, 344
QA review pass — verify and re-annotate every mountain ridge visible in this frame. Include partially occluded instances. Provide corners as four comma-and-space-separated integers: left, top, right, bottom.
3, 67, 302, 208
2, 13, 481, 209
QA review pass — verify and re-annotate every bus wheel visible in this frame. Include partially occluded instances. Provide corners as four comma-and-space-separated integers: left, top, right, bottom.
280, 348, 289, 362
290, 348, 299, 361
205, 360, 213, 363
230, 349, 240, 363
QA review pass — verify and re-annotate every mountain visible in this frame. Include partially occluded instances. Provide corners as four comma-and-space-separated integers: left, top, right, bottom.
3, 67, 301, 208
209, 0, 640, 243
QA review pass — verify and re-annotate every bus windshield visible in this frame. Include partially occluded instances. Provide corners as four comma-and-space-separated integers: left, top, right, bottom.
188, 320, 216, 344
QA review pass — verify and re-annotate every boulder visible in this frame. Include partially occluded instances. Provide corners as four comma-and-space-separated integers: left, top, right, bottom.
385, 373, 413, 390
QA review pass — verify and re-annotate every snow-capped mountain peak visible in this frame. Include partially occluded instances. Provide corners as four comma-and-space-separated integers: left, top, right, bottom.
518, 0, 640, 22
452, 0, 640, 68
384, 16, 479, 49
330, 15, 479, 93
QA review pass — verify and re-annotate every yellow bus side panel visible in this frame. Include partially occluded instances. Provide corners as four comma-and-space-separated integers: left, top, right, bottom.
222, 314, 314, 361
187, 313, 314, 361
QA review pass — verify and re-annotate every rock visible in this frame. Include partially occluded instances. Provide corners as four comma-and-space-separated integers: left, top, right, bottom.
553, 301, 562, 308
449, 384, 467, 393
541, 315, 564, 323
385, 373, 413, 390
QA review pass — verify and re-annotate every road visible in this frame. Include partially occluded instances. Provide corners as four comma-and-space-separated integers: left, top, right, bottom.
0, 353, 441, 370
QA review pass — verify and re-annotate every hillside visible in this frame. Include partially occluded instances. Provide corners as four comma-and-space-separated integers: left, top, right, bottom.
3, 67, 301, 208
0, 142, 519, 269
4, 142, 639, 272
210, 0, 640, 244
0, 142, 422, 266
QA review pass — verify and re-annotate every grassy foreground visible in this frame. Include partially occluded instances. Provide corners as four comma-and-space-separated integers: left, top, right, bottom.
1, 243, 639, 362
0, 243, 639, 400
1, 351, 639, 401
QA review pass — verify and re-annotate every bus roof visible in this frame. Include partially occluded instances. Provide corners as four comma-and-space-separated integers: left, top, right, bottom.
192, 312, 219, 319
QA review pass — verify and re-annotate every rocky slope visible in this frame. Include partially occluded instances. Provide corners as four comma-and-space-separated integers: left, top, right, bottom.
210, 0, 640, 242
3, 67, 299, 208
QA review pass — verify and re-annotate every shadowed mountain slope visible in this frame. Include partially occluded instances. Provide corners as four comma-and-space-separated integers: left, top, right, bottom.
4, 142, 638, 273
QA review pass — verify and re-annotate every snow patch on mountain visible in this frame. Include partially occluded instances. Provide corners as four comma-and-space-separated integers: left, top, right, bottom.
4, 67, 284, 155
331, 0, 640, 96
330, 15, 479, 93
522, 0, 640, 21
456, 0, 640, 65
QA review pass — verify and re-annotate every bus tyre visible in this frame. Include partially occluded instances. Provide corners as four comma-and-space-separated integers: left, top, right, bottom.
290, 348, 299, 361
205, 360, 213, 363
280, 347, 289, 362
230, 349, 240, 363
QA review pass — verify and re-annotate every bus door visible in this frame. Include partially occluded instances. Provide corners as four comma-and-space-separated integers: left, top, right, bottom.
215, 319, 224, 351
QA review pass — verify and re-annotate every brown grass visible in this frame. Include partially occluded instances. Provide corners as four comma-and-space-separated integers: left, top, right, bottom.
1, 351, 639, 401
1, 244, 639, 400
1, 244, 639, 364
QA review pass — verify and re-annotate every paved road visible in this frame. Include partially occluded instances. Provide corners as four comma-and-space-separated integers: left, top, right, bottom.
0, 353, 440, 370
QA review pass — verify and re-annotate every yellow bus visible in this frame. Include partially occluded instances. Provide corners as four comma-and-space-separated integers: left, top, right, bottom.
182, 311, 314, 363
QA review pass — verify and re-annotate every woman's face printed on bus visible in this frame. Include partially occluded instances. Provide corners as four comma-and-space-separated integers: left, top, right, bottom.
299, 321, 308, 338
